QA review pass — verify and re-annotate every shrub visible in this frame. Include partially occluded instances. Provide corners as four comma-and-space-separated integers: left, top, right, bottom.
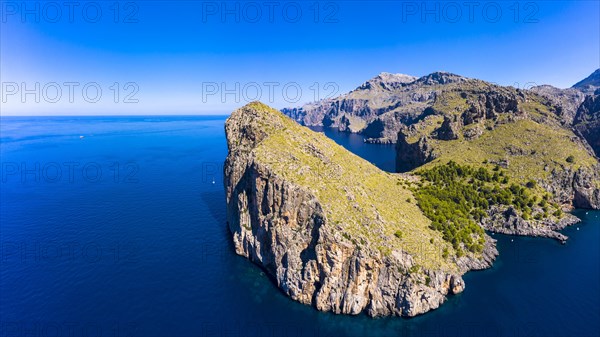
566, 155, 575, 163
526, 180, 536, 188
394, 230, 403, 239
442, 248, 449, 259
413, 162, 549, 254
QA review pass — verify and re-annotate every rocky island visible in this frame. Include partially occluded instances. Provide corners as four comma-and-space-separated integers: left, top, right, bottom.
223, 71, 600, 317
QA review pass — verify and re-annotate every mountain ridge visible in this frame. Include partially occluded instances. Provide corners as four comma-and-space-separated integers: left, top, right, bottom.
282, 69, 600, 154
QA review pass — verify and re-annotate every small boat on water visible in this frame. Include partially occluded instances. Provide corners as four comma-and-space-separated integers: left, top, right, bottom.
79, 135, 85, 139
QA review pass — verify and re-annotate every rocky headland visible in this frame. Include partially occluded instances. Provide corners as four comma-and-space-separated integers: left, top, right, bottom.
224, 102, 497, 317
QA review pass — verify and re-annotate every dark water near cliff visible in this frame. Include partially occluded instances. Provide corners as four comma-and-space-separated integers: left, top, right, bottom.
1, 116, 598, 337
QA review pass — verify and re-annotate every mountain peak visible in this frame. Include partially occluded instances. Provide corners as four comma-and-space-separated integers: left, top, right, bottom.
358, 72, 418, 91
375, 72, 418, 83
572, 68, 600, 95
417, 71, 467, 85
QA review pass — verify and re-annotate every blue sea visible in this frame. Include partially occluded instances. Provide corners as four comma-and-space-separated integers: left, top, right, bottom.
1, 116, 599, 337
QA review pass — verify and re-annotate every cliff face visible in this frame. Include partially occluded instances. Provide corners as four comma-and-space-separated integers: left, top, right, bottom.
573, 94, 600, 157
224, 102, 497, 317
395, 134, 437, 172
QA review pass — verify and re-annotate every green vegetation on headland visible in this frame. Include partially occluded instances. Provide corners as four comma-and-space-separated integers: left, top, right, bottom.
412, 161, 563, 255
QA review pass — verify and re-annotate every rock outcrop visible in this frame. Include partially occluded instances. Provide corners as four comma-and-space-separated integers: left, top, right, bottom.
530, 85, 585, 125
395, 134, 437, 172
224, 102, 496, 317
435, 116, 460, 140
542, 164, 600, 210
481, 206, 580, 242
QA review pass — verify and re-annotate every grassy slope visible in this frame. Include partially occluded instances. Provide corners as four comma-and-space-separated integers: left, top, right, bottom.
428, 119, 596, 182
248, 102, 458, 272
412, 85, 597, 186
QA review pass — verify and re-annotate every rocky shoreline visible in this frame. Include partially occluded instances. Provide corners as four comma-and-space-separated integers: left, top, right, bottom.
481, 206, 581, 242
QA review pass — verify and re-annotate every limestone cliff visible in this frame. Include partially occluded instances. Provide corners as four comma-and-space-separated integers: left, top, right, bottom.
224, 102, 497, 317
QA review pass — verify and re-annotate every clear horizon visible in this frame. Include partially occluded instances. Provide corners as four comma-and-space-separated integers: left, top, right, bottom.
2, 0, 599, 115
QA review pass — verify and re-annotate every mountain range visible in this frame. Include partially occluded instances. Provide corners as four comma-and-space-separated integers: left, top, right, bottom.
282, 69, 600, 159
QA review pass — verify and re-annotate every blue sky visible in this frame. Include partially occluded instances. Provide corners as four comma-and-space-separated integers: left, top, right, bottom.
1, 0, 599, 115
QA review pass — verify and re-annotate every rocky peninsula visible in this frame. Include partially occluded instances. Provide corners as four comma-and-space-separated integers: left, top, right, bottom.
224, 102, 497, 317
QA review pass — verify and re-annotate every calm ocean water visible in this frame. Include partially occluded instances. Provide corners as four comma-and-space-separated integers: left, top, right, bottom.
1, 116, 598, 337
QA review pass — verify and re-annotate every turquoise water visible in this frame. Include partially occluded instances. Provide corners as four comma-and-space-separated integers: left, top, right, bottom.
1, 116, 598, 337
